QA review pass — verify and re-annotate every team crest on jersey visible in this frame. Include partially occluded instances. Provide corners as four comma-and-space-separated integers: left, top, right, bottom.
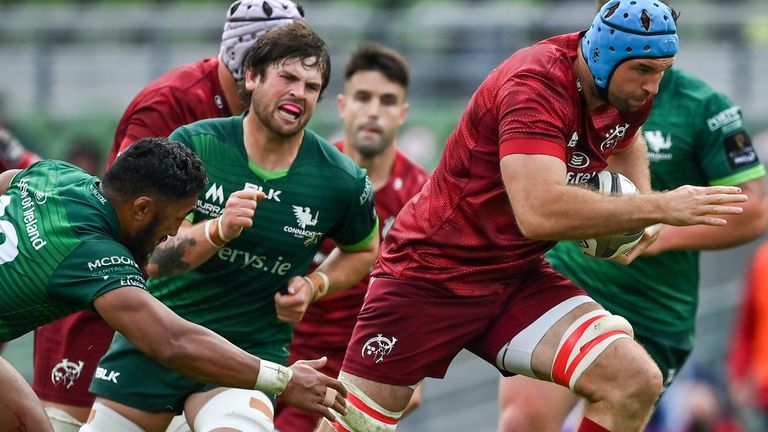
600, 123, 630, 152
644, 130, 673, 162
362, 334, 397, 363
51, 359, 85, 389
284, 205, 323, 242
292, 206, 319, 229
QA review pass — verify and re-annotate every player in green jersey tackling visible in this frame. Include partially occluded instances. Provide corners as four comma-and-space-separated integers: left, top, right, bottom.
88, 21, 378, 432
496, 1, 768, 431
0, 138, 346, 432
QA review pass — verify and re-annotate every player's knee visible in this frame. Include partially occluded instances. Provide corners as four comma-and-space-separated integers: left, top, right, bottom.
79, 402, 143, 432
614, 354, 663, 409
45, 407, 82, 432
330, 377, 404, 432
552, 310, 634, 391
192, 389, 274, 432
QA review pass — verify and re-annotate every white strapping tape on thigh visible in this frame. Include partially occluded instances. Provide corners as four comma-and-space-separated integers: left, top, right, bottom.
45, 407, 82, 432
496, 295, 594, 377
79, 402, 143, 432
550, 310, 634, 391
331, 376, 404, 432
193, 388, 274, 432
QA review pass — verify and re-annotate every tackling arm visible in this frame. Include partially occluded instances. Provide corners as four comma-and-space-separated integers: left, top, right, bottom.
644, 176, 768, 253
94, 286, 347, 418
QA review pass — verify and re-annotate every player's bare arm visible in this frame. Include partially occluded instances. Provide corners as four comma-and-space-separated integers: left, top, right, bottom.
0, 169, 20, 194
93, 286, 347, 418
605, 130, 652, 193
501, 152, 747, 240
274, 232, 379, 323
644, 176, 768, 254
146, 188, 265, 277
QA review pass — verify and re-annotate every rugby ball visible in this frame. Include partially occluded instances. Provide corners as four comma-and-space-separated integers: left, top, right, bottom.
577, 171, 644, 259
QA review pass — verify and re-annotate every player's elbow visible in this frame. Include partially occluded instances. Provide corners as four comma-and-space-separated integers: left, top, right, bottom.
515, 212, 560, 241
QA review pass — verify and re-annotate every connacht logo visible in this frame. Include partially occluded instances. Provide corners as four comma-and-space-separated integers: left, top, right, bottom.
292, 206, 319, 229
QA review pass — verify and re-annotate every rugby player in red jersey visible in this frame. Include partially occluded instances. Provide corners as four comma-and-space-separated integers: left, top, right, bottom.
317, 2, 748, 432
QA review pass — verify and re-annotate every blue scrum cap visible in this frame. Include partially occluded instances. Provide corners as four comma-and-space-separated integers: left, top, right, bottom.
581, 0, 678, 99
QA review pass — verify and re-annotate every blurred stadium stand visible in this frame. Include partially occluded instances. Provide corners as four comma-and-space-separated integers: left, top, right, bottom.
2, 1, 768, 430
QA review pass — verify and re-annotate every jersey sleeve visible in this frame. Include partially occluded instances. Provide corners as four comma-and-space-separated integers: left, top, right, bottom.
696, 94, 765, 186
117, 90, 190, 155
47, 240, 147, 310
329, 171, 379, 251
497, 73, 573, 161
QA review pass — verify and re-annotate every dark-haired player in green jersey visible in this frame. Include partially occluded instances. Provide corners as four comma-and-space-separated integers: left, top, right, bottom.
497, 2, 768, 431
0, 138, 346, 432
88, 21, 377, 432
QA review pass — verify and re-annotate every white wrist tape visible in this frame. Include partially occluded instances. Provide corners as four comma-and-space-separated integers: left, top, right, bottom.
217, 216, 233, 242
255, 360, 293, 395
204, 219, 222, 248
316, 271, 330, 297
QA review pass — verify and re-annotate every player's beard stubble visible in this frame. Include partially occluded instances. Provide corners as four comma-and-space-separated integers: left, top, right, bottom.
124, 215, 162, 272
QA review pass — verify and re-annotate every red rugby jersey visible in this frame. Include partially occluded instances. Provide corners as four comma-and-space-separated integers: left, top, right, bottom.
107, 56, 231, 167
373, 32, 651, 296
290, 142, 428, 348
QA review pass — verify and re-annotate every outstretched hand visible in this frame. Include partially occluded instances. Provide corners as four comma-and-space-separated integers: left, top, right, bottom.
281, 357, 348, 421
661, 185, 747, 226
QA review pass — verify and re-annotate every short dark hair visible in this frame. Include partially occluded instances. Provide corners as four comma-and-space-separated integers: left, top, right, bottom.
102, 137, 207, 202
345, 43, 410, 92
239, 20, 331, 103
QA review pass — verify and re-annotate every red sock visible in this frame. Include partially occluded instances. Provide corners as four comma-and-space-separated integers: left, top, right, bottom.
577, 417, 610, 432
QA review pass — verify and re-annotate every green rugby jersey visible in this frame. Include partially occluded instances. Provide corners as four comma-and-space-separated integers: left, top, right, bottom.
548, 68, 766, 349
0, 161, 145, 341
150, 115, 378, 353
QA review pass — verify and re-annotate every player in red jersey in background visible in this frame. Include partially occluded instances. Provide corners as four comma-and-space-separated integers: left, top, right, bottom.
31, 1, 304, 430
274, 43, 428, 432
316, 2, 750, 432
0, 125, 40, 172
